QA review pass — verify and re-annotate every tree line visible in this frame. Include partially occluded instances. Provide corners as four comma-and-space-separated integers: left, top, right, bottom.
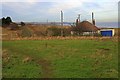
0, 16, 12, 26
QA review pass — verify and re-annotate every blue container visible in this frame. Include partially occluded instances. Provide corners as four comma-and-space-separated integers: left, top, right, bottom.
101, 30, 112, 37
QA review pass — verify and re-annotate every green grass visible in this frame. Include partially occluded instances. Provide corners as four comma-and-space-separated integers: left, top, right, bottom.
2, 39, 118, 78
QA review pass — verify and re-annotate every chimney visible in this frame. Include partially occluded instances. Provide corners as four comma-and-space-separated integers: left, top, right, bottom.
78, 14, 80, 23
76, 19, 79, 27
93, 19, 95, 25
92, 12, 95, 25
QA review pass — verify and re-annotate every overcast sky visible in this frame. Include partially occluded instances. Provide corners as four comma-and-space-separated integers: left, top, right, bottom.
1, 0, 119, 22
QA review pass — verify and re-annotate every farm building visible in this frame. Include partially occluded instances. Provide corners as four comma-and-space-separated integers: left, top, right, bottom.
71, 12, 100, 36
71, 21, 100, 36
99, 29, 115, 37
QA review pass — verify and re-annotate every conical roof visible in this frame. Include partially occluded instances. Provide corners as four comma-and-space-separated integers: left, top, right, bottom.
78, 21, 99, 32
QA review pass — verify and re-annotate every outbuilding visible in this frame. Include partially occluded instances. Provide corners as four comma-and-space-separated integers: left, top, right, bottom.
100, 29, 115, 37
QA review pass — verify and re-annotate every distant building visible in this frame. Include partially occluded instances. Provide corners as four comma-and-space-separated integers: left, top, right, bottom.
71, 21, 100, 36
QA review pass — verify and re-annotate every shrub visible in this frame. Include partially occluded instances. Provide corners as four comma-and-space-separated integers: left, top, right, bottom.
1, 16, 13, 27
5, 17, 12, 25
21, 26, 32, 37
21, 22, 25, 26
47, 27, 61, 36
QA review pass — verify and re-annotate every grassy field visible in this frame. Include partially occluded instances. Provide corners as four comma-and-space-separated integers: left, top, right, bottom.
2, 39, 119, 78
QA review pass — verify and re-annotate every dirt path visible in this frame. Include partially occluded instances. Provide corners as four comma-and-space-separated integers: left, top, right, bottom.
37, 59, 53, 78
23, 55, 53, 78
